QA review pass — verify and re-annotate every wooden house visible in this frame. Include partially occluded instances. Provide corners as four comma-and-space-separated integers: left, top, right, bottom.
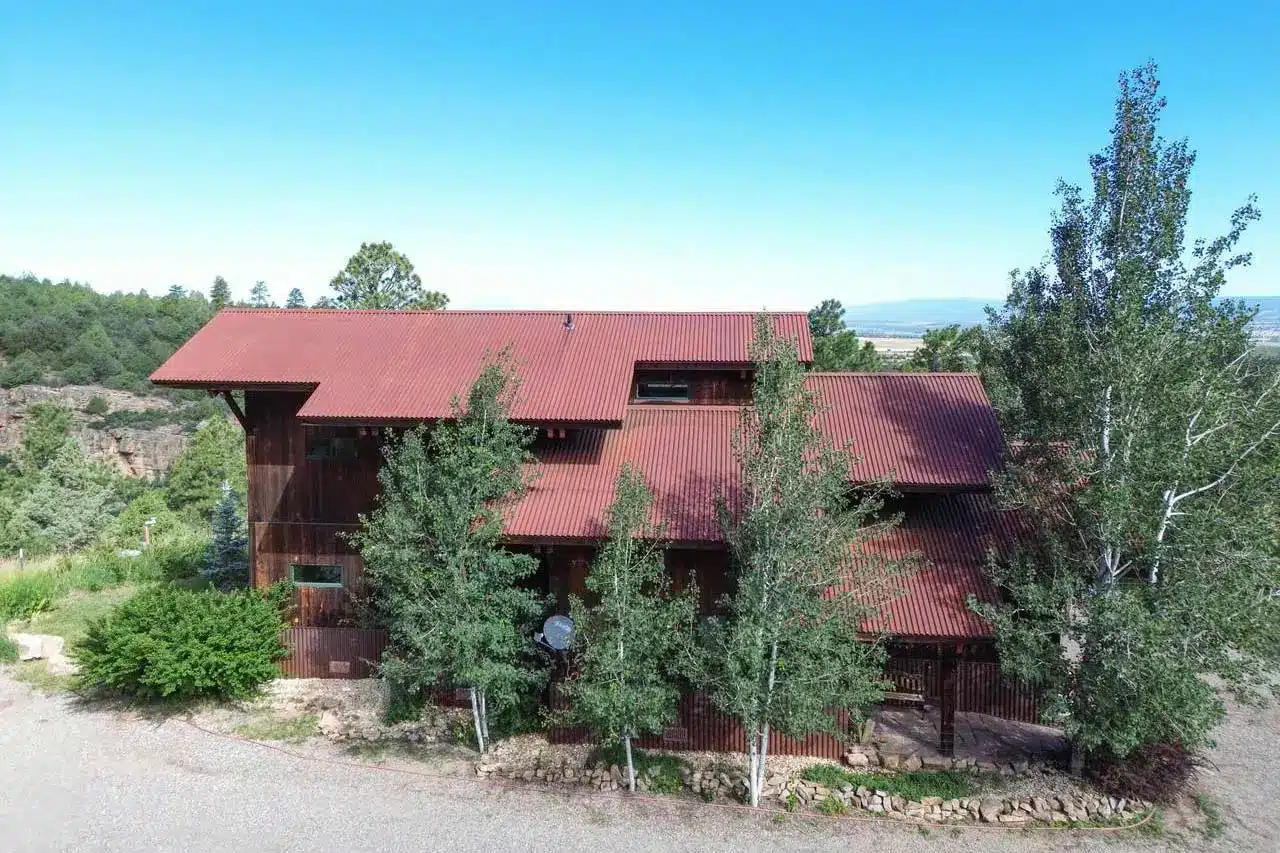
152, 309, 1031, 755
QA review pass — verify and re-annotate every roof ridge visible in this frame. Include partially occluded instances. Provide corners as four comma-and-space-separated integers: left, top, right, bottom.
806, 371, 983, 377
218, 308, 809, 317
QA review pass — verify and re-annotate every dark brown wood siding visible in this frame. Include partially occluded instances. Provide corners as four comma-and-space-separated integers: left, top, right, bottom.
632, 368, 752, 405
246, 391, 381, 627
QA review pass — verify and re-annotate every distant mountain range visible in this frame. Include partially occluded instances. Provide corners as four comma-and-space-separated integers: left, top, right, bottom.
846, 297, 1280, 337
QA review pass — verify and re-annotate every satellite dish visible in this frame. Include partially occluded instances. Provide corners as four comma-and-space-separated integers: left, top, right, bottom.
538, 615, 575, 651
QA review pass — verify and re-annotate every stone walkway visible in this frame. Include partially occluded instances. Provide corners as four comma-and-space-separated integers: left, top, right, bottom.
873, 705, 1068, 765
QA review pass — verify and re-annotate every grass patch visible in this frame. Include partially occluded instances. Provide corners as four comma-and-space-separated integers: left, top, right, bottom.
800, 764, 976, 801
10, 659, 75, 693
9, 585, 139, 645
589, 743, 686, 794
0, 635, 17, 663
234, 714, 320, 743
1192, 793, 1223, 839
817, 797, 847, 816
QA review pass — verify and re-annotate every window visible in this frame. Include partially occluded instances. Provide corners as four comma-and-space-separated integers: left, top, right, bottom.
290, 563, 344, 588
635, 381, 691, 402
305, 436, 358, 460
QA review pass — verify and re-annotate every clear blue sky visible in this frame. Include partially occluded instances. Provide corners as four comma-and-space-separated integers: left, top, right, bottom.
2, 1, 1276, 310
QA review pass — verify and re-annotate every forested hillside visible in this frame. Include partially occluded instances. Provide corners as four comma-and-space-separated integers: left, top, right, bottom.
0, 273, 215, 392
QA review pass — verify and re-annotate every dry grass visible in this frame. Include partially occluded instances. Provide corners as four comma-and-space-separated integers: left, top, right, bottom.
234, 713, 321, 743
8, 584, 139, 645
8, 659, 75, 693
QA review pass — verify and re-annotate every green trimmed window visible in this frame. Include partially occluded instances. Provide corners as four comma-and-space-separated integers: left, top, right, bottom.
305, 436, 358, 460
290, 563, 344, 588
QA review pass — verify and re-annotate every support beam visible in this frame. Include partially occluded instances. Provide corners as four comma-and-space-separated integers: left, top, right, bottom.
938, 648, 957, 757
216, 390, 248, 430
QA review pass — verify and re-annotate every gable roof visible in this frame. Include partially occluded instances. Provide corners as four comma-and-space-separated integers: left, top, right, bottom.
151, 309, 812, 425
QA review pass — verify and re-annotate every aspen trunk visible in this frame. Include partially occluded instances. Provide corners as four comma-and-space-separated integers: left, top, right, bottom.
623, 734, 636, 792
469, 687, 486, 753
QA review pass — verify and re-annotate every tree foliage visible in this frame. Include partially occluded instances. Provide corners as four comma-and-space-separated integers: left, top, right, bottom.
328, 242, 448, 310
807, 299, 883, 371
695, 315, 906, 805
562, 465, 695, 791
976, 63, 1279, 760
165, 417, 247, 518
3, 440, 123, 554
0, 273, 214, 392
249, 281, 274, 308
209, 275, 232, 311
904, 324, 982, 372
20, 401, 75, 472
353, 352, 546, 750
202, 483, 249, 590
285, 287, 306, 309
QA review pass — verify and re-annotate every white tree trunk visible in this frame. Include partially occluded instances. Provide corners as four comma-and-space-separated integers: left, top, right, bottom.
755, 724, 771, 806
746, 727, 760, 807
469, 687, 486, 753
623, 733, 636, 793
479, 688, 490, 745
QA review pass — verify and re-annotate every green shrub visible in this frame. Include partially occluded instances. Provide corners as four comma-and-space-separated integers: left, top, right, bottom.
588, 743, 686, 794
0, 635, 17, 662
817, 796, 848, 816
798, 764, 976, 801
72, 585, 289, 701
84, 396, 110, 415
0, 571, 66, 620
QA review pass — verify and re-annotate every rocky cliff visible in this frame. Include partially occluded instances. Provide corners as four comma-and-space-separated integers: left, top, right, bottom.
0, 385, 192, 477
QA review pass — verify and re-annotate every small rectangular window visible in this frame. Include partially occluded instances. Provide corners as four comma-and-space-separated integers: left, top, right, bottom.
305, 436, 358, 460
290, 563, 344, 587
635, 381, 691, 402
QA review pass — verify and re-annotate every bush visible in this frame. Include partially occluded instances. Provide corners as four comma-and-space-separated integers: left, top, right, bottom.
72, 585, 289, 701
588, 743, 686, 794
0, 635, 17, 662
84, 395, 110, 415
0, 571, 66, 620
1089, 743, 1199, 804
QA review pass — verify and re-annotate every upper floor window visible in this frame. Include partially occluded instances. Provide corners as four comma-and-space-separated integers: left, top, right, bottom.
290, 563, 344, 588
305, 435, 358, 460
635, 380, 691, 402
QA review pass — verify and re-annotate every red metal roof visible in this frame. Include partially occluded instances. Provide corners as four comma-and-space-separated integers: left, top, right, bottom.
505, 401, 1012, 640
151, 309, 812, 425
808, 373, 1004, 488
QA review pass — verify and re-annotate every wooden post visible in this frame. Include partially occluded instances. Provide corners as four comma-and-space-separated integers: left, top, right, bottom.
938, 648, 957, 757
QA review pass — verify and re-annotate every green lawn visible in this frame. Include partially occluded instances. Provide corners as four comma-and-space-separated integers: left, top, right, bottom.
7, 584, 140, 645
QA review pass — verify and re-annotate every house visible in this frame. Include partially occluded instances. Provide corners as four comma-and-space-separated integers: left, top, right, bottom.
151, 308, 1030, 755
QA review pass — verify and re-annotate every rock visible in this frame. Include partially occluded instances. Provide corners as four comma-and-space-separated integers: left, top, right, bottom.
13, 634, 46, 661
1012, 759, 1030, 775
998, 813, 1030, 824
920, 796, 944, 807
859, 719, 876, 743
979, 798, 1004, 823
880, 754, 901, 770
1032, 796, 1051, 814
921, 755, 952, 771
845, 752, 870, 768
902, 755, 923, 771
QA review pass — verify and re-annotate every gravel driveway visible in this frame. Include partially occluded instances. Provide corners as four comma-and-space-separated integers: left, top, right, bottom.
0, 671, 1270, 853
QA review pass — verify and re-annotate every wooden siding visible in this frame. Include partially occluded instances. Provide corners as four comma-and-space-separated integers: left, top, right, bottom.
279, 627, 387, 678
883, 657, 1039, 724
632, 368, 752, 405
253, 522, 365, 627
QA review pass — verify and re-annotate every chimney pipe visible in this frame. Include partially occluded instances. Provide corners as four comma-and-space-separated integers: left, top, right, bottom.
564, 313, 574, 331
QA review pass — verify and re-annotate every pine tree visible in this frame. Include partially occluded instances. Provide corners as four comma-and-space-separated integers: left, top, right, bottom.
329, 242, 448, 309
202, 482, 249, 590
285, 288, 306, 308
352, 350, 547, 751
562, 465, 695, 791
210, 276, 232, 311
697, 315, 908, 806
166, 417, 247, 517
249, 281, 274, 308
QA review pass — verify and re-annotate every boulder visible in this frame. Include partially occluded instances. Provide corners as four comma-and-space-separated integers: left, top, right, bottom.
979, 798, 1004, 823
13, 633, 47, 661
845, 752, 870, 768
880, 754, 901, 770
902, 755, 923, 771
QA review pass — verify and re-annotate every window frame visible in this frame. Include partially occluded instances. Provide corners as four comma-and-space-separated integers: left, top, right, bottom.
304, 435, 359, 461
634, 380, 692, 403
289, 563, 345, 589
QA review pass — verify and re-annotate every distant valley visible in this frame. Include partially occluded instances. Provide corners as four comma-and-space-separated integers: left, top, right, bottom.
846, 296, 1280, 338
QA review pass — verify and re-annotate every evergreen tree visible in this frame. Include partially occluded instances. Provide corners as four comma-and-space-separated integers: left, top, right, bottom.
328, 242, 448, 310
202, 482, 249, 590
4, 440, 121, 554
562, 466, 695, 791
166, 417, 247, 517
696, 316, 907, 805
807, 299, 883, 371
977, 63, 1279, 762
249, 281, 274, 308
210, 276, 232, 311
352, 351, 547, 751
285, 288, 307, 308
312, 295, 335, 309
166, 284, 186, 300
20, 401, 74, 472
